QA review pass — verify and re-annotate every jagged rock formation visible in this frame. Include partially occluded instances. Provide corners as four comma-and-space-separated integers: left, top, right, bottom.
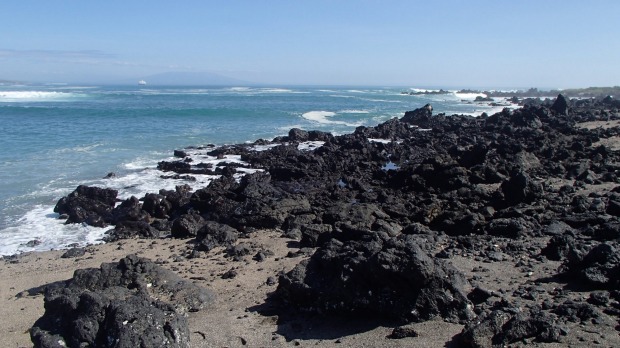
48, 94, 620, 345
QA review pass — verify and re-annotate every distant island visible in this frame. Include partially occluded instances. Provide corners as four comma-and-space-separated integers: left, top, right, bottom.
0, 79, 24, 85
402, 86, 620, 98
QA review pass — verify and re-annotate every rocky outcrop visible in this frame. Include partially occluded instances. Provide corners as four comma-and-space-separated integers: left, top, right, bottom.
49, 94, 620, 344
31, 255, 214, 348
54, 185, 118, 227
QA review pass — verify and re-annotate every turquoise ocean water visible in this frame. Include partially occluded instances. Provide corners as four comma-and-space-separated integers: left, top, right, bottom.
0, 85, 509, 255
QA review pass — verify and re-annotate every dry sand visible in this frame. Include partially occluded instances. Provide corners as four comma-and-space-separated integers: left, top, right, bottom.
577, 119, 620, 130
579, 119, 620, 150
0, 230, 462, 348
4, 230, 619, 347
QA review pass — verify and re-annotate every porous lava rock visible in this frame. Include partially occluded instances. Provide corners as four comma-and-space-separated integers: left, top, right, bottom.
30, 255, 214, 348
54, 185, 118, 227
460, 306, 563, 348
277, 234, 474, 323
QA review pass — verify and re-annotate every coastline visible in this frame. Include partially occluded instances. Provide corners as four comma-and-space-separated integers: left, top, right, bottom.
4, 95, 620, 347
1, 85, 515, 257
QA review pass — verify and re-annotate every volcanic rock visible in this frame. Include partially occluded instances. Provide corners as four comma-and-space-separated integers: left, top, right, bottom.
195, 221, 239, 251
277, 234, 474, 323
54, 185, 118, 227
460, 306, 563, 347
31, 255, 214, 348
551, 94, 570, 115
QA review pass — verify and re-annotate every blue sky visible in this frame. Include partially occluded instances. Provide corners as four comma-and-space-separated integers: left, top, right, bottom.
1, 0, 618, 88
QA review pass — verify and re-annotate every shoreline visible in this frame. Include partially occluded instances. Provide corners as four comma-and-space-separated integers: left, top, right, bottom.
1, 85, 517, 258
5, 95, 620, 347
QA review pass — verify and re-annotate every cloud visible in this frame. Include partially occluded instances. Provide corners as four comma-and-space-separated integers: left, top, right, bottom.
0, 48, 116, 60
0, 48, 169, 73
0, 48, 212, 83
0, 48, 198, 71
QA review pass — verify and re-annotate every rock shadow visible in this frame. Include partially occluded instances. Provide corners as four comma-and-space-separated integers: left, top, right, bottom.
247, 295, 396, 342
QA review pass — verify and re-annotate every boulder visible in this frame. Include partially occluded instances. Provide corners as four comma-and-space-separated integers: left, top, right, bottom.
551, 94, 570, 115
104, 220, 167, 241
400, 104, 434, 127
157, 160, 192, 173
171, 212, 205, 238
299, 224, 333, 247
460, 307, 562, 347
173, 149, 188, 158
288, 128, 309, 142
541, 234, 580, 261
110, 196, 149, 224
60, 248, 86, 259
195, 221, 239, 251
486, 217, 536, 239
500, 171, 542, 206
277, 234, 473, 323
563, 242, 620, 289
31, 255, 213, 348
54, 185, 118, 227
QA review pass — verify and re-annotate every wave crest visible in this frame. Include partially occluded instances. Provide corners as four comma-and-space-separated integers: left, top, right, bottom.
0, 91, 80, 102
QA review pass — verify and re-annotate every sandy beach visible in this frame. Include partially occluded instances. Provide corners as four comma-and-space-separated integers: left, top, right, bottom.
4, 227, 620, 347
2, 231, 466, 348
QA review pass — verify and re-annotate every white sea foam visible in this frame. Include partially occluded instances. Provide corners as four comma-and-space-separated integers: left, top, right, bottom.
340, 109, 370, 114
123, 156, 159, 170
453, 91, 487, 100
409, 88, 441, 93
368, 138, 403, 144
234, 167, 263, 175
0, 91, 80, 102
135, 88, 215, 96
110, 151, 266, 201
260, 88, 293, 93
458, 97, 520, 117
302, 111, 338, 124
0, 205, 107, 256
228, 87, 308, 95
251, 144, 281, 152
368, 138, 391, 144
298, 141, 324, 151
0, 147, 271, 256
302, 111, 362, 127
183, 89, 215, 94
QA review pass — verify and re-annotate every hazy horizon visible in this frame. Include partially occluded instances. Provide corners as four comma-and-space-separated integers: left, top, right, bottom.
1, 1, 619, 89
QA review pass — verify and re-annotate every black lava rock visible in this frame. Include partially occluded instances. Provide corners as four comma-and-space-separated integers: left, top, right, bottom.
31, 255, 214, 348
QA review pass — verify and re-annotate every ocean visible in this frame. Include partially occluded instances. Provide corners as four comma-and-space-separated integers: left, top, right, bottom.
0, 85, 510, 255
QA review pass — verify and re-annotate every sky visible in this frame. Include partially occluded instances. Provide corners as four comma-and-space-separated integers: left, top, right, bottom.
1, 0, 619, 88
